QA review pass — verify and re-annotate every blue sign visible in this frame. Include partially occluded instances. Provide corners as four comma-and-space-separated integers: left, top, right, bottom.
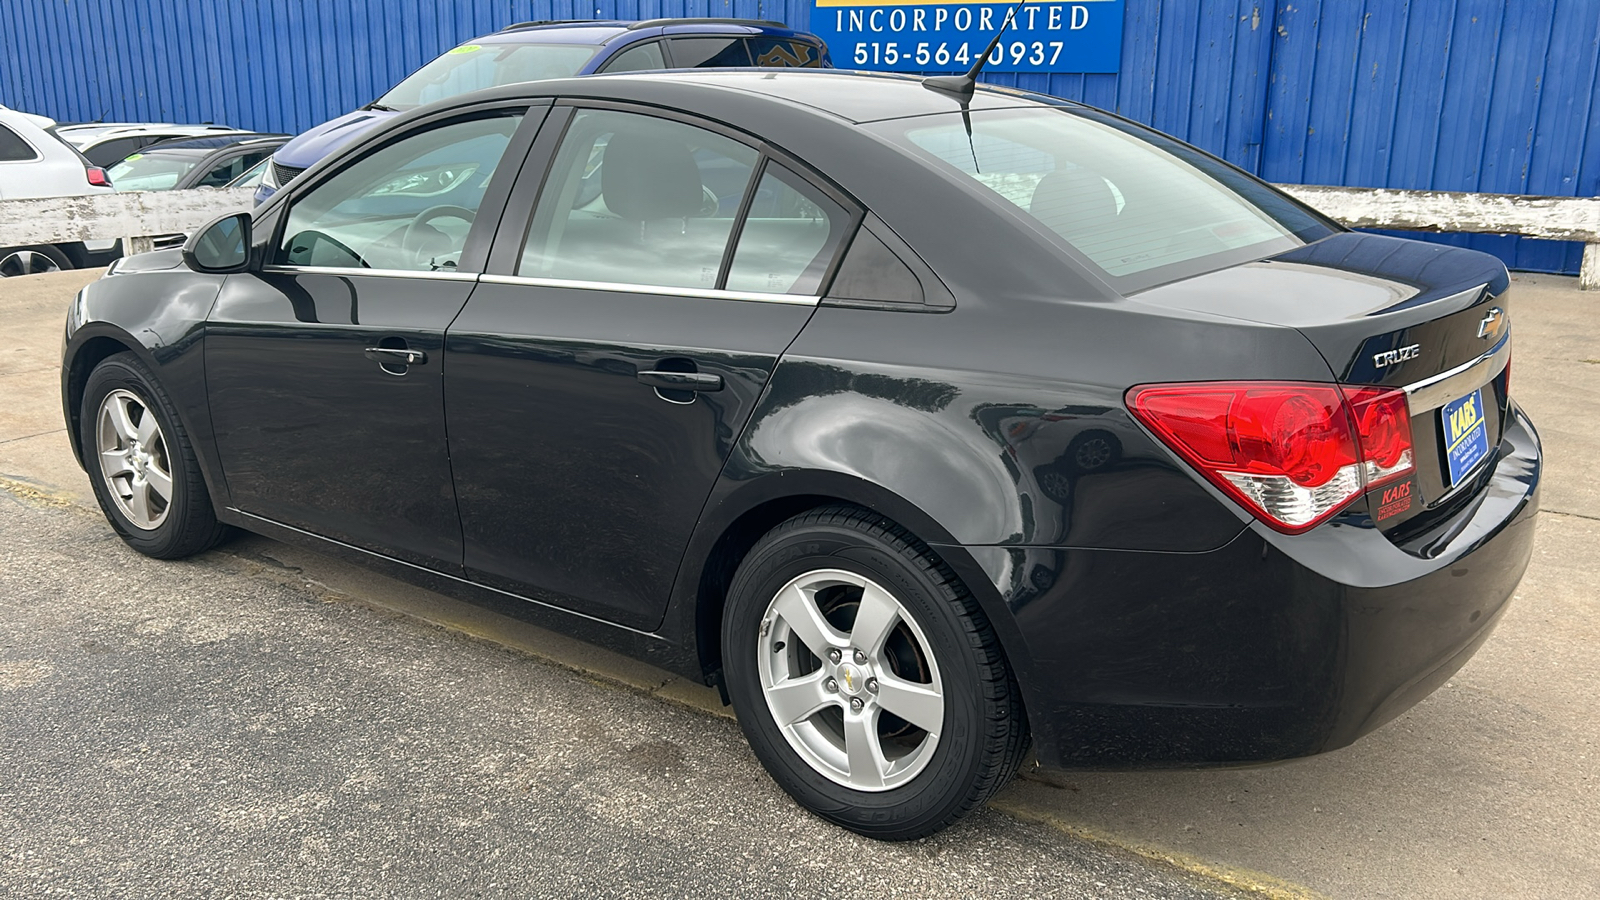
1441, 389, 1491, 487
810, 0, 1124, 74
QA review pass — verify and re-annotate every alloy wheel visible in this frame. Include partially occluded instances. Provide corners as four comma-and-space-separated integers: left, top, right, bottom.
95, 389, 173, 530
0, 249, 62, 278
757, 568, 945, 791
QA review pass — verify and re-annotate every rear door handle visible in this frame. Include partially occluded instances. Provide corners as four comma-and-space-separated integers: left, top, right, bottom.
364, 347, 428, 366
636, 370, 722, 392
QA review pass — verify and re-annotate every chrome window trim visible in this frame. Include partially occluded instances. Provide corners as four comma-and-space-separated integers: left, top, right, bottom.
479, 273, 822, 306
259, 264, 480, 283
1403, 330, 1511, 414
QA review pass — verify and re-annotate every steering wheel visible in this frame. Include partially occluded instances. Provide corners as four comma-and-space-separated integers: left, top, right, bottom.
287, 230, 371, 268
401, 205, 477, 267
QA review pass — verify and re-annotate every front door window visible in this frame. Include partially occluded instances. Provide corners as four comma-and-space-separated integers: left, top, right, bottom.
277, 113, 523, 273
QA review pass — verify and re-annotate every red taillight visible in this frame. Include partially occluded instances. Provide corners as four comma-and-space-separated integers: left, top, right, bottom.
86, 167, 110, 186
1345, 387, 1414, 485
1126, 381, 1415, 534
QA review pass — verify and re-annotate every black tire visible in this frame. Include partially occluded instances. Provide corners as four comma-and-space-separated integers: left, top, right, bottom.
0, 244, 71, 278
80, 352, 229, 559
722, 505, 1029, 840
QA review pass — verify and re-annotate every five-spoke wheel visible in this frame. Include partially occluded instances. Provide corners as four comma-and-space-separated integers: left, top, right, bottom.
81, 353, 227, 558
95, 388, 174, 530
759, 569, 945, 791
724, 506, 1029, 840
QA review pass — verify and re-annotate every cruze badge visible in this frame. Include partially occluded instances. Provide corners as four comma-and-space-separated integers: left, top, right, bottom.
1373, 344, 1422, 368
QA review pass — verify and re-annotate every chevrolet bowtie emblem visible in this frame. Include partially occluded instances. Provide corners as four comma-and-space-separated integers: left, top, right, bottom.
1477, 307, 1504, 339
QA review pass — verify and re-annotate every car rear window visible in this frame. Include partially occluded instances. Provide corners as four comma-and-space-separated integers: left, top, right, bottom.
746, 37, 826, 68
107, 152, 200, 191
379, 42, 598, 110
871, 106, 1335, 293
0, 124, 37, 161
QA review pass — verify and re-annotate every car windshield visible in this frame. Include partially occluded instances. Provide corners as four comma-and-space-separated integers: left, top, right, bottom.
106, 152, 200, 191
871, 106, 1335, 293
377, 42, 598, 110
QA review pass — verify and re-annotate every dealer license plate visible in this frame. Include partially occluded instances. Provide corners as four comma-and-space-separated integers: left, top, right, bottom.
1441, 389, 1490, 487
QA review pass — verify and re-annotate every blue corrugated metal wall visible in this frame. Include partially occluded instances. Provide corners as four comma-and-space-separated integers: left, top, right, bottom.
3, 0, 1597, 272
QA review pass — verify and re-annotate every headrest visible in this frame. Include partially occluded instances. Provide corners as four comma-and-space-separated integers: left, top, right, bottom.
1029, 167, 1119, 237
601, 131, 704, 221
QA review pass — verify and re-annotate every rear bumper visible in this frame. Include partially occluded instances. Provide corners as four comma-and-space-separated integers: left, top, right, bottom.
965, 401, 1540, 769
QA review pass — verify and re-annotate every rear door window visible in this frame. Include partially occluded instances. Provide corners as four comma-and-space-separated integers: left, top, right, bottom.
518, 109, 759, 289
667, 37, 752, 68
725, 163, 850, 294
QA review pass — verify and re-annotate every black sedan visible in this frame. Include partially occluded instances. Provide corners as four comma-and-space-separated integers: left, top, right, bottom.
60, 70, 1539, 840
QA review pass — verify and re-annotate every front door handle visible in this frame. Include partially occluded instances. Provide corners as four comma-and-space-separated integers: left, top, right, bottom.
364, 347, 428, 366
636, 370, 722, 392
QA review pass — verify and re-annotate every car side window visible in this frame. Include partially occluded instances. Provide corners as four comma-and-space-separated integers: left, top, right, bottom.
600, 41, 665, 73
196, 151, 270, 188
0, 125, 36, 161
725, 163, 850, 294
84, 137, 142, 167
667, 37, 752, 68
519, 110, 759, 290
276, 112, 523, 272
746, 38, 826, 68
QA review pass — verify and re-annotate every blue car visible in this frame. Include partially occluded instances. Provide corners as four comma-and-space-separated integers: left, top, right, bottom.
256, 17, 830, 203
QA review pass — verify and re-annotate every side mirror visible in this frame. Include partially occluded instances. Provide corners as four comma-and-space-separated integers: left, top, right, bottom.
182, 211, 252, 273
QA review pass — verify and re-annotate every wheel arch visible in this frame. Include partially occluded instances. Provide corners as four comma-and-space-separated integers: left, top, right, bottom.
62, 328, 149, 467
673, 470, 1037, 737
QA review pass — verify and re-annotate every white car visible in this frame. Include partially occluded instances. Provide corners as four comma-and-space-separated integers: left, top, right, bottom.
0, 104, 55, 129
60, 123, 248, 168
0, 107, 116, 277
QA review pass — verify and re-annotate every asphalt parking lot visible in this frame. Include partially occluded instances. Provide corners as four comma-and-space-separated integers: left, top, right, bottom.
4, 268, 1598, 899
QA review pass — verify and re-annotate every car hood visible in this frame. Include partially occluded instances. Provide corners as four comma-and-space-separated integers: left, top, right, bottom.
273, 108, 399, 168
111, 248, 186, 273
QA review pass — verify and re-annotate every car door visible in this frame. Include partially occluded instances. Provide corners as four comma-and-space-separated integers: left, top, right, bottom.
205, 102, 541, 569
444, 104, 856, 629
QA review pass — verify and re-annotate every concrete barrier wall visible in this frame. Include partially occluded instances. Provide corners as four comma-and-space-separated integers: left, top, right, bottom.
3, 185, 1595, 289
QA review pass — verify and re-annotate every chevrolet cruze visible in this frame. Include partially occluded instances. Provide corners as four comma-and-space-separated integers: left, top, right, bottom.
62, 70, 1539, 839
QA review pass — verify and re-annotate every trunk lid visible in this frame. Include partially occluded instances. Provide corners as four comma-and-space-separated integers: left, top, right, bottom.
1135, 232, 1513, 536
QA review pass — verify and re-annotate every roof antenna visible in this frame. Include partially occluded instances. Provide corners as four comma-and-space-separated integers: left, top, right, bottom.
922, 0, 1027, 104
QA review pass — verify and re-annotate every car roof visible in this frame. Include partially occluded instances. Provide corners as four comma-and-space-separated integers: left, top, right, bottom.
56, 122, 174, 135
131, 134, 288, 156
81, 124, 245, 145
514, 69, 1065, 125
475, 17, 810, 46
0, 105, 55, 129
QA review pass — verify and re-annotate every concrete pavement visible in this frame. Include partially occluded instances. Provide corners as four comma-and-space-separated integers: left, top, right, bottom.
3, 267, 1598, 898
